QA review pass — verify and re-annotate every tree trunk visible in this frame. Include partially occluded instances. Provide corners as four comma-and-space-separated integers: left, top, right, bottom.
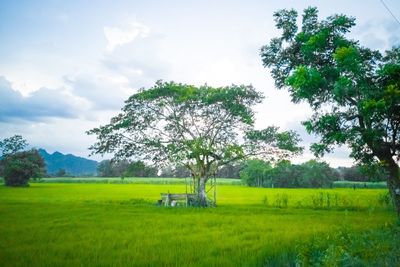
197, 177, 208, 207
386, 160, 400, 216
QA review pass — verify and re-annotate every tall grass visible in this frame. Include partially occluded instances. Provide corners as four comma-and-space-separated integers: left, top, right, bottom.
294, 223, 400, 266
333, 180, 387, 189
32, 177, 243, 185
0, 183, 396, 266
30, 177, 390, 190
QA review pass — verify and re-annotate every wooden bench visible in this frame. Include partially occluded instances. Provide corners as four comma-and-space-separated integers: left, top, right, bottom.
160, 193, 197, 206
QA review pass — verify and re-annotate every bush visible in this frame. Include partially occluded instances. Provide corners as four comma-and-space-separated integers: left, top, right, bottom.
296, 225, 400, 266
378, 191, 394, 207
274, 193, 289, 208
262, 195, 269, 206
310, 192, 340, 209
2, 149, 45, 186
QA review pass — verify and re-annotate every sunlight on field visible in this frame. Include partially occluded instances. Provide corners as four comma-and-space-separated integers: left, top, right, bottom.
0, 183, 395, 266
36, 177, 243, 185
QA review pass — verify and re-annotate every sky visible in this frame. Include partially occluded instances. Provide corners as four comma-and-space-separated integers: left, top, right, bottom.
0, 0, 399, 167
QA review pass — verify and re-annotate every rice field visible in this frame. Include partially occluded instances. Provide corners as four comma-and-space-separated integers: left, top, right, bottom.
33, 177, 243, 185
333, 180, 387, 189
0, 182, 396, 266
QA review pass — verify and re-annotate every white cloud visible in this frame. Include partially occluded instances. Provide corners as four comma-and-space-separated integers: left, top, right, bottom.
353, 19, 400, 51
64, 71, 134, 110
0, 76, 87, 122
100, 30, 171, 91
286, 119, 355, 167
104, 22, 150, 52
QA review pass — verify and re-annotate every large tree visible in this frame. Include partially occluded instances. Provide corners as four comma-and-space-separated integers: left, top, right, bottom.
261, 7, 400, 215
88, 81, 302, 206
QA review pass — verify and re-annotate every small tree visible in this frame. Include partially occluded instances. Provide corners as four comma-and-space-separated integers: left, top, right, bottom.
56, 168, 67, 177
88, 81, 302, 206
2, 150, 45, 186
0, 135, 45, 186
261, 7, 400, 215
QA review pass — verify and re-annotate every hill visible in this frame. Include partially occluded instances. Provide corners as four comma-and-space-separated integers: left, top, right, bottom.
38, 149, 98, 176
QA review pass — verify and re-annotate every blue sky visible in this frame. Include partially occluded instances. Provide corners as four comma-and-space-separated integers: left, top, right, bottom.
0, 0, 399, 166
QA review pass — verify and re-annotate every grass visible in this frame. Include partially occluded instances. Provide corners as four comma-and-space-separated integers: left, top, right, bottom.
294, 223, 400, 266
0, 182, 397, 266
32, 177, 388, 189
333, 180, 387, 189
32, 177, 243, 185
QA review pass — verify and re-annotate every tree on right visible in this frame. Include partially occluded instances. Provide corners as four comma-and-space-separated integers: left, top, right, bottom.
261, 7, 400, 215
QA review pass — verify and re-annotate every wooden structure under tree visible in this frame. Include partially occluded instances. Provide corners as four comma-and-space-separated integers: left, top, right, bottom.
160, 193, 197, 206
159, 175, 217, 207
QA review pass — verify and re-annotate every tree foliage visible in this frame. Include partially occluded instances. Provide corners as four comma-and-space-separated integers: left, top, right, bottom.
0, 135, 28, 156
2, 149, 45, 186
337, 165, 387, 182
88, 81, 302, 205
124, 161, 157, 177
56, 168, 67, 177
97, 159, 156, 177
240, 159, 272, 187
240, 159, 338, 188
216, 163, 243, 179
0, 135, 45, 186
97, 159, 129, 177
261, 7, 400, 215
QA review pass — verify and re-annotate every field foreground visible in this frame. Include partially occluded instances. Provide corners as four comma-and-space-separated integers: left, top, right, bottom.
0, 183, 397, 266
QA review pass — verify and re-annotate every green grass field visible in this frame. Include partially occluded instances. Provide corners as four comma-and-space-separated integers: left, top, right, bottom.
0, 182, 397, 266
33, 177, 243, 185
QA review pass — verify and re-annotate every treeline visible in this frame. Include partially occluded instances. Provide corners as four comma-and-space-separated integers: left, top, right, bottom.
97, 160, 157, 177
336, 165, 387, 182
240, 160, 338, 188
159, 164, 241, 179
96, 159, 242, 178
240, 160, 387, 188
83, 159, 388, 186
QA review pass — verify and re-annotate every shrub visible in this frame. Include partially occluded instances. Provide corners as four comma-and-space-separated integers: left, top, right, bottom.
262, 195, 269, 206
310, 192, 339, 209
378, 191, 394, 207
296, 225, 400, 266
2, 149, 45, 186
274, 193, 289, 208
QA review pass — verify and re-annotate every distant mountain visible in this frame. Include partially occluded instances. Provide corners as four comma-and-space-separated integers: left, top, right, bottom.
38, 149, 98, 176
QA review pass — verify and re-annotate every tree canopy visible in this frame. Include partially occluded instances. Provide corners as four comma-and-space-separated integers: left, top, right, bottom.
97, 159, 157, 178
261, 7, 400, 215
88, 81, 302, 205
240, 159, 338, 188
0, 135, 28, 156
0, 135, 45, 186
